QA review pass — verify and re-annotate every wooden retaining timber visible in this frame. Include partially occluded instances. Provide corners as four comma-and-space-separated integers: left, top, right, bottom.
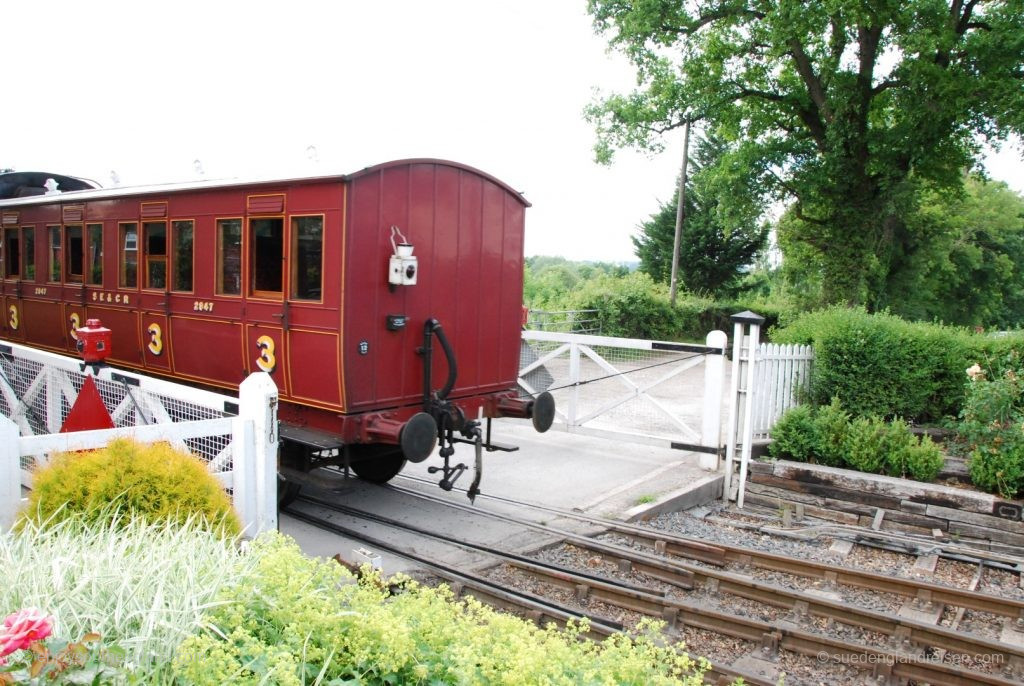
745, 460, 1024, 550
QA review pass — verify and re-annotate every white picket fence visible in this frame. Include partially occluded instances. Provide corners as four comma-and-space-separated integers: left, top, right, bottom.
0, 340, 279, 535
750, 342, 815, 439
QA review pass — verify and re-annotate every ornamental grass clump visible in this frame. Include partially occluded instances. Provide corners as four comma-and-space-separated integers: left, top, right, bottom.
0, 516, 254, 683
174, 533, 708, 685
17, 438, 241, 537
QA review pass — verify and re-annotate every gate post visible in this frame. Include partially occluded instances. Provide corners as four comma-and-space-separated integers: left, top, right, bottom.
723, 311, 764, 507
700, 330, 727, 470
1, 416, 21, 531
238, 372, 279, 535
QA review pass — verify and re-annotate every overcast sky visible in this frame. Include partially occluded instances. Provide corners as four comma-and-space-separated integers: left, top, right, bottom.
4, 1, 1021, 263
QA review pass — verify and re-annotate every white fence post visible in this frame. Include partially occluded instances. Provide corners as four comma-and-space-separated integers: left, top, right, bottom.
238, 372, 279, 535
1, 416, 20, 531
700, 330, 727, 470
231, 418, 257, 535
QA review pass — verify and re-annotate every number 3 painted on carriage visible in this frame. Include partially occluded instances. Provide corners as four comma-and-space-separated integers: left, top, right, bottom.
147, 323, 163, 355
256, 335, 276, 372
69, 313, 81, 340
8, 305, 18, 331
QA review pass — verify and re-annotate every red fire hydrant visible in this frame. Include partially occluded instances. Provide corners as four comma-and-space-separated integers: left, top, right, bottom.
76, 318, 112, 365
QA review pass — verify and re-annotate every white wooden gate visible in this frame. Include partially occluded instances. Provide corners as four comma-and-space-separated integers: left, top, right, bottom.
519, 330, 727, 467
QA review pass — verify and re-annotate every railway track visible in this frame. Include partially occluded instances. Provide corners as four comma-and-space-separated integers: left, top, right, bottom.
283, 480, 1024, 685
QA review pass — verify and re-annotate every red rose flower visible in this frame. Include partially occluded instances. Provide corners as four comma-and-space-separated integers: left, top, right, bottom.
0, 608, 54, 657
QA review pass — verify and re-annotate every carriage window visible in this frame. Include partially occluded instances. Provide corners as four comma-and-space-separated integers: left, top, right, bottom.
291, 216, 323, 300
87, 224, 103, 285
144, 221, 166, 289
216, 219, 242, 295
65, 225, 83, 282
48, 226, 61, 282
119, 223, 138, 288
23, 228, 34, 280
250, 217, 282, 295
4, 228, 18, 278
171, 220, 193, 292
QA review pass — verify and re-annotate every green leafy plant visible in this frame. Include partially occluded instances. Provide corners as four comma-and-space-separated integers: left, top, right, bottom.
770, 399, 944, 483
768, 405, 817, 462
905, 436, 946, 483
958, 362, 1024, 498
812, 398, 850, 468
174, 534, 709, 685
842, 416, 889, 475
17, 438, 241, 537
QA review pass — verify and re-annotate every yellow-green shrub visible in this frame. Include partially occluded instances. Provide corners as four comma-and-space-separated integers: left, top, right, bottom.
174, 533, 708, 685
18, 438, 241, 538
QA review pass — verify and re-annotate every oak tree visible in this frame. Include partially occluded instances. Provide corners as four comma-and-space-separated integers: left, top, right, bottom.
587, 0, 1024, 306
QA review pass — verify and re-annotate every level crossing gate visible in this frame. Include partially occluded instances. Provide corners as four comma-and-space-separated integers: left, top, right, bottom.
0, 340, 278, 534
519, 330, 728, 468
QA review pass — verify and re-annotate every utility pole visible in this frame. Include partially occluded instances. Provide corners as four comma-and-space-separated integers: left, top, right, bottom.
669, 120, 691, 306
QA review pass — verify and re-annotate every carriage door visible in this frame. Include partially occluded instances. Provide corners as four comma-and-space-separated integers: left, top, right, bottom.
243, 195, 289, 393
1, 220, 27, 342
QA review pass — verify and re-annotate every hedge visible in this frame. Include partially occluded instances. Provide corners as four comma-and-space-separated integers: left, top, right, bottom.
771, 307, 1024, 423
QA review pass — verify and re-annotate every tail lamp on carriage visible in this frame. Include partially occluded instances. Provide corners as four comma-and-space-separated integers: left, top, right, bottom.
75, 318, 112, 365
388, 225, 418, 286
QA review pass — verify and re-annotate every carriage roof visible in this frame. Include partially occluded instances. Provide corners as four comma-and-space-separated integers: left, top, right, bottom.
0, 159, 529, 209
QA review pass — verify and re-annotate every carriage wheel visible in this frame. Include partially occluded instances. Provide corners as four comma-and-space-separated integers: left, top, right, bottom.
350, 446, 407, 484
277, 473, 302, 507
278, 439, 305, 507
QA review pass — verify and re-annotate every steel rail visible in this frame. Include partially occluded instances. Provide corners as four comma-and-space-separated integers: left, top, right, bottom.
393, 476, 1024, 618
284, 502, 761, 686
282, 504, 621, 639
303, 490, 1024, 672
288, 496, 1020, 686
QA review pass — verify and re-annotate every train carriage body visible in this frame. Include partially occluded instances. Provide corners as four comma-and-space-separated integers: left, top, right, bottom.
0, 160, 552, 494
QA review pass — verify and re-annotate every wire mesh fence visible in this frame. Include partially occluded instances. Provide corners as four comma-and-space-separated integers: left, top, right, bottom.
0, 347, 235, 475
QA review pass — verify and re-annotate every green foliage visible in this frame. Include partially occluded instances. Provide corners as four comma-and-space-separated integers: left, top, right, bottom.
524, 256, 628, 311
633, 133, 768, 297
564, 271, 683, 340
768, 400, 942, 482
881, 176, 1024, 328
768, 405, 817, 463
842, 416, 891, 475
813, 398, 850, 468
587, 0, 1024, 307
958, 361, 1024, 498
18, 438, 241, 538
772, 307, 978, 422
905, 436, 946, 483
969, 435, 1024, 500
174, 533, 708, 685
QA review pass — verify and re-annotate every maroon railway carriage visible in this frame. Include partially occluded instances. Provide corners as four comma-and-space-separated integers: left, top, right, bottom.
0, 160, 554, 501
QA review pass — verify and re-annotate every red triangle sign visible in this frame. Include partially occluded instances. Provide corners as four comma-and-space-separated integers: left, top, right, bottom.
60, 376, 116, 433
